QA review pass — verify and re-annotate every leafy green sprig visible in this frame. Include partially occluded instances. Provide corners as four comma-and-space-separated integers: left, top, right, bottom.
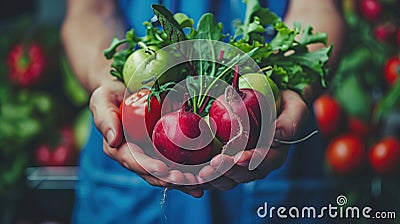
105, 0, 332, 114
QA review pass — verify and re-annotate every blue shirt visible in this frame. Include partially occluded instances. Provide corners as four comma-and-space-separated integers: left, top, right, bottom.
117, 0, 289, 36
72, 2, 337, 224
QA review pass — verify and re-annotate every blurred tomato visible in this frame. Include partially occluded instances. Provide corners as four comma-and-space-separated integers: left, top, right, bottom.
35, 144, 52, 166
313, 95, 342, 137
384, 56, 400, 86
34, 126, 77, 166
369, 137, 400, 176
374, 23, 396, 43
347, 117, 374, 137
359, 0, 382, 21
326, 134, 365, 175
7, 43, 46, 87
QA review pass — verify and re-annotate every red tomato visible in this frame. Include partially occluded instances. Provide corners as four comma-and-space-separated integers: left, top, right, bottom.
120, 89, 170, 143
384, 57, 400, 86
347, 117, 374, 137
7, 43, 46, 87
359, 0, 382, 21
326, 134, 365, 175
313, 95, 342, 137
369, 137, 400, 176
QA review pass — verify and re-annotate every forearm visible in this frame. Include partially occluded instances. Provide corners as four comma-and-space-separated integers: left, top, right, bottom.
284, 0, 346, 102
61, 0, 125, 93
285, 0, 345, 67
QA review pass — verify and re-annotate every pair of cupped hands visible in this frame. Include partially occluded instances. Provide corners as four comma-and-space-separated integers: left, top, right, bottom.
90, 79, 309, 197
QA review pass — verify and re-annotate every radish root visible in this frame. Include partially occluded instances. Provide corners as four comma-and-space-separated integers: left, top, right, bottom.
160, 187, 169, 221
274, 130, 319, 145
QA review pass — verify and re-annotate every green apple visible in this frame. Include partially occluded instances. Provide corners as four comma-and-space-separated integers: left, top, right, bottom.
123, 46, 176, 92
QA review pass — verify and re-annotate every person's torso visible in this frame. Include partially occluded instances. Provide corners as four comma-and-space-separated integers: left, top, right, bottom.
117, 0, 289, 36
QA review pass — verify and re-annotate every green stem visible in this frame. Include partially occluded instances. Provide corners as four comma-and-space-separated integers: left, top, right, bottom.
197, 62, 236, 107
259, 66, 273, 73
103, 38, 130, 59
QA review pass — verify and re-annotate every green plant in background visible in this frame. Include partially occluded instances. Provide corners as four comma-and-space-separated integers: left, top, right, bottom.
336, 0, 399, 122
0, 13, 90, 223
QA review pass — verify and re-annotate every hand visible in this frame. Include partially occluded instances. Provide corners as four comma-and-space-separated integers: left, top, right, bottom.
198, 90, 309, 190
89, 79, 204, 197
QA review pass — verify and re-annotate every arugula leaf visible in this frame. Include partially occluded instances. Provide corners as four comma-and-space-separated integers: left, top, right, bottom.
240, 0, 280, 41
269, 22, 299, 51
287, 45, 332, 85
299, 25, 328, 46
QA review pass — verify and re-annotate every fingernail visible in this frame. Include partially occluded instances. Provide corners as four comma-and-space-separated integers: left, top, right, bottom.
106, 130, 115, 145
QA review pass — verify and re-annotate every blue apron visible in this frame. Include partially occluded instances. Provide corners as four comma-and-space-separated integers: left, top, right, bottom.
73, 1, 332, 223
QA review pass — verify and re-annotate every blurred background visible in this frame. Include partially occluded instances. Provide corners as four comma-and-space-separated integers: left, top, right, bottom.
0, 0, 399, 223
1, 1, 90, 223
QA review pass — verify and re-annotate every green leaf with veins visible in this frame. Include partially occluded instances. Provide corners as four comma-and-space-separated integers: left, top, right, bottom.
195, 13, 223, 41
173, 13, 194, 28
152, 4, 187, 43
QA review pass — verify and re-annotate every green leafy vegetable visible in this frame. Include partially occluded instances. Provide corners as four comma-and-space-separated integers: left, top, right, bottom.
105, 0, 332, 111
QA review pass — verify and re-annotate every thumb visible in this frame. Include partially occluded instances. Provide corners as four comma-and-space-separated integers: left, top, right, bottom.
90, 83, 124, 147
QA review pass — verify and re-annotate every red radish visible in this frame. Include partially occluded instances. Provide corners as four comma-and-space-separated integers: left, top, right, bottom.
374, 23, 396, 43
209, 66, 271, 151
152, 103, 214, 165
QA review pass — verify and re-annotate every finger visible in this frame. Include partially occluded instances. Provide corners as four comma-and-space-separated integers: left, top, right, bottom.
163, 170, 187, 185
209, 154, 235, 173
90, 81, 125, 148
104, 140, 169, 177
198, 154, 235, 182
198, 165, 216, 183
183, 172, 199, 187
234, 148, 286, 171
198, 164, 236, 190
175, 187, 204, 198
228, 148, 288, 183
141, 175, 171, 188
